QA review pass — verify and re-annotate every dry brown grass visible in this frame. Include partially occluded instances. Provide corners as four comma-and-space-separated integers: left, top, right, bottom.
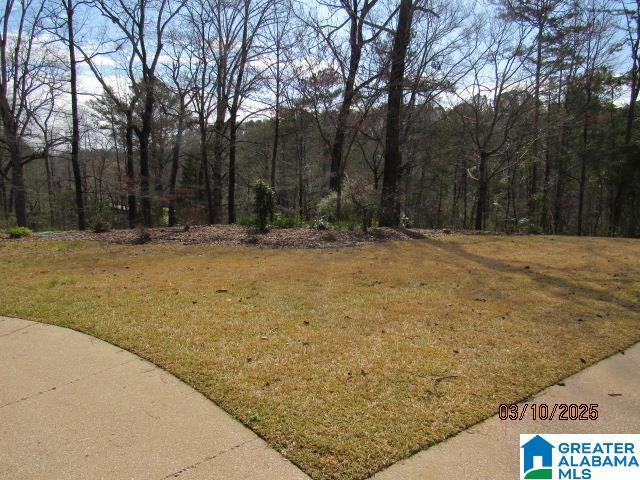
0, 235, 639, 479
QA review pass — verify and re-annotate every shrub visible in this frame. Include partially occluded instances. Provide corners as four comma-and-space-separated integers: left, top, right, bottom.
90, 207, 112, 233
400, 214, 413, 229
316, 179, 379, 231
332, 220, 358, 231
8, 226, 32, 238
311, 216, 327, 230
518, 217, 541, 234
342, 177, 378, 232
92, 218, 111, 233
270, 213, 309, 229
237, 216, 255, 227
25, 208, 49, 231
250, 179, 276, 233
159, 207, 169, 227
316, 192, 339, 221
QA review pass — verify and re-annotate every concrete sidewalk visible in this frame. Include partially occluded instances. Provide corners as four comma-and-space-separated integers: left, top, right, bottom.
0, 317, 309, 480
371, 342, 640, 480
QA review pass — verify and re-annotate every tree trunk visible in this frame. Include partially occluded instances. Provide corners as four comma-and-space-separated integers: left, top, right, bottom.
624, 61, 638, 145
271, 109, 279, 189
168, 98, 185, 226
44, 147, 55, 227
504, 163, 513, 231
8, 130, 26, 226
228, 121, 238, 224
200, 117, 214, 224
66, 0, 86, 230
553, 156, 564, 234
380, 0, 414, 227
612, 50, 638, 236
329, 11, 364, 209
297, 133, 305, 216
227, 2, 250, 225
0, 84, 26, 225
577, 82, 592, 236
0, 174, 7, 222
528, 23, 543, 221
125, 111, 137, 228
212, 113, 225, 223
271, 48, 280, 189
450, 159, 459, 225
462, 155, 468, 228
577, 156, 587, 235
138, 79, 154, 227
474, 151, 488, 230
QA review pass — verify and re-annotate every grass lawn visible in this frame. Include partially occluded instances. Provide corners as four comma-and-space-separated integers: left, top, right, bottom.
1, 235, 639, 479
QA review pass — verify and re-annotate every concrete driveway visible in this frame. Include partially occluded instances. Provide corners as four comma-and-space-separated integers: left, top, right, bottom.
0, 316, 309, 480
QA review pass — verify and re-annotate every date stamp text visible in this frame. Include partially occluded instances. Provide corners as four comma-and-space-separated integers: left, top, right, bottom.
499, 403, 599, 421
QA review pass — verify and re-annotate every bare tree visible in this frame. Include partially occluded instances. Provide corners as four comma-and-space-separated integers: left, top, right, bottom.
75, 36, 141, 228
610, 0, 639, 234
162, 35, 192, 226
379, 0, 415, 226
500, 0, 567, 220
575, 0, 617, 235
91, 0, 187, 226
55, 0, 86, 230
0, 0, 55, 226
227, 0, 273, 223
262, 0, 293, 190
455, 18, 534, 230
620, 0, 639, 145
305, 0, 393, 216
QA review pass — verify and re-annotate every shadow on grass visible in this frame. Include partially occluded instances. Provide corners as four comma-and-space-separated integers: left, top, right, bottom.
417, 237, 639, 313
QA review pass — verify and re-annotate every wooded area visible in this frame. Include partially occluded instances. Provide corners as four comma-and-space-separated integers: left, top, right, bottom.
0, 0, 639, 236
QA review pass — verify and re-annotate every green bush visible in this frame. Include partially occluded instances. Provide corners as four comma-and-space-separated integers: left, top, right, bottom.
237, 216, 256, 227
250, 179, 276, 233
316, 192, 339, 221
270, 213, 309, 229
518, 217, 542, 234
91, 215, 111, 233
332, 220, 358, 231
316, 178, 378, 230
400, 214, 413, 229
26, 208, 50, 231
7, 226, 32, 238
342, 177, 378, 231
311, 216, 328, 230
89, 204, 113, 233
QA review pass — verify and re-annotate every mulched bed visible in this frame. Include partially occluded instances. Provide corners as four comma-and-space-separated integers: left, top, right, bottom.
9, 224, 470, 249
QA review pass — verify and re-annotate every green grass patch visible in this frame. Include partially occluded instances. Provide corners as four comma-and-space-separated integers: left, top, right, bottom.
6, 226, 32, 238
